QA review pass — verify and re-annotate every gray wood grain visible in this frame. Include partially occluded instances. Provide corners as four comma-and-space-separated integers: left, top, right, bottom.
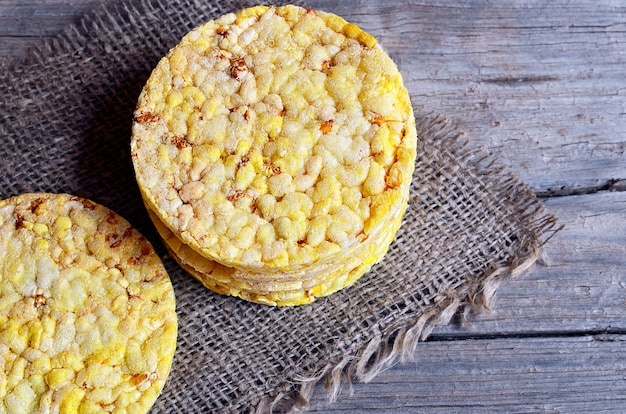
308, 335, 626, 413
1, 0, 625, 412
0, 0, 106, 49
433, 190, 626, 336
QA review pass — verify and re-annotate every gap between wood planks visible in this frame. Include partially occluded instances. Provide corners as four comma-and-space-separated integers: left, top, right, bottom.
427, 327, 626, 343
536, 178, 626, 198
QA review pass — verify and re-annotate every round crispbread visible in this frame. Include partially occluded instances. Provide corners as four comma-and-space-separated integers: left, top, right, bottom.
131, 5, 416, 273
0, 193, 177, 413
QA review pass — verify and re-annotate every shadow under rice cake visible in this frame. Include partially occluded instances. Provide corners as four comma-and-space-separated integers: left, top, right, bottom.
0, 193, 177, 413
131, 5, 417, 305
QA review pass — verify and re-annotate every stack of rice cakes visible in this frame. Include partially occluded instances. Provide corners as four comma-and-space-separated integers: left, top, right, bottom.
131, 5, 417, 306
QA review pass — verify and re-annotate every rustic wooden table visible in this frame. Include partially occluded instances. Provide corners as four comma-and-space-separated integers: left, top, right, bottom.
2, 0, 625, 412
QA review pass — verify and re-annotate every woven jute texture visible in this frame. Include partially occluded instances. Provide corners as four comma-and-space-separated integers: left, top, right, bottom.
0, 0, 559, 412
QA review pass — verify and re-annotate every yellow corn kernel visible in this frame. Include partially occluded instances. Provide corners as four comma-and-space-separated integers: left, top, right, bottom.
46, 368, 74, 389
90, 386, 115, 405
202, 95, 223, 119
317, 240, 342, 258
256, 222, 276, 244
256, 194, 277, 220
2, 320, 28, 356
179, 101, 194, 116
60, 387, 86, 413
235, 139, 252, 156
166, 90, 183, 108
363, 161, 386, 196
168, 49, 187, 74
40, 316, 55, 340
250, 174, 268, 195
53, 216, 72, 238
34, 238, 49, 252
306, 216, 329, 247
342, 23, 376, 48
7, 357, 27, 389
266, 115, 283, 139
233, 226, 256, 250
125, 341, 146, 373
342, 23, 361, 40
326, 225, 348, 244
28, 374, 46, 395
32, 223, 48, 236
116, 389, 142, 409
324, 13, 347, 33
270, 248, 289, 268
28, 321, 44, 349
78, 399, 105, 414
274, 216, 304, 241
235, 164, 256, 190
181, 85, 201, 104
55, 351, 85, 373
236, 5, 267, 22
268, 173, 294, 198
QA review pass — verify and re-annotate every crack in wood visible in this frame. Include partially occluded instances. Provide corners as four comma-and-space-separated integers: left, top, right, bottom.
537, 178, 626, 198
427, 327, 626, 343
481, 75, 560, 85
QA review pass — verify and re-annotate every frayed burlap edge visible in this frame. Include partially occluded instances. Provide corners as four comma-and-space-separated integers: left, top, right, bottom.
254, 114, 562, 413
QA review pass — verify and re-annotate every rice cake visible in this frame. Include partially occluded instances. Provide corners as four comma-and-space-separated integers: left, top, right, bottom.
131, 5, 417, 277
0, 193, 177, 413
147, 204, 404, 306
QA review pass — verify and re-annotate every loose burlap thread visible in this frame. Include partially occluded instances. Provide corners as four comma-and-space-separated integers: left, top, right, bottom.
0, 0, 559, 412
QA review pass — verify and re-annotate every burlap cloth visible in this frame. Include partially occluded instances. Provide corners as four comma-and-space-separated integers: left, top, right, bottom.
0, 0, 559, 412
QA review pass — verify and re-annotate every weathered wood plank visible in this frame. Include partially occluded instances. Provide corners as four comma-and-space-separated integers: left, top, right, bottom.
0, 1, 105, 36
308, 335, 626, 413
0, 0, 106, 56
432, 190, 626, 336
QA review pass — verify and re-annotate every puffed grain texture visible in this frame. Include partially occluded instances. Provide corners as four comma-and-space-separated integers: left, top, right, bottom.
0, 193, 177, 414
131, 5, 417, 273
147, 203, 405, 306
